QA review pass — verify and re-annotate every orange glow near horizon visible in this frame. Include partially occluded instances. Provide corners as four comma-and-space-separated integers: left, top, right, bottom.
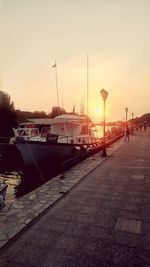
89, 102, 102, 122
88, 100, 110, 123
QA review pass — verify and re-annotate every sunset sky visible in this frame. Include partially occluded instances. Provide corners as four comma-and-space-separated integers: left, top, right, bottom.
1, 0, 150, 122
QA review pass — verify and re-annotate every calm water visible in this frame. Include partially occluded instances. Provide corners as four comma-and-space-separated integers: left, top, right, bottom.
0, 164, 62, 202
93, 125, 112, 138
0, 170, 21, 202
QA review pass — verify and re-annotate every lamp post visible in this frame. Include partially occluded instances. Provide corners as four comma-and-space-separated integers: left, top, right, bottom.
131, 112, 134, 134
125, 107, 128, 127
100, 89, 109, 157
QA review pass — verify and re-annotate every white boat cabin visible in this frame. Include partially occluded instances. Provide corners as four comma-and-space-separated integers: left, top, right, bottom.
10, 114, 100, 145
50, 114, 99, 144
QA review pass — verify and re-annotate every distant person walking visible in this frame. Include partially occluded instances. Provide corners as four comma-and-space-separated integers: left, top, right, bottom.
125, 126, 130, 142
144, 123, 147, 132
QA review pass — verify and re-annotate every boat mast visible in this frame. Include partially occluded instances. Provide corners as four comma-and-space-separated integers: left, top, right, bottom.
52, 60, 60, 108
87, 54, 89, 117
55, 60, 59, 108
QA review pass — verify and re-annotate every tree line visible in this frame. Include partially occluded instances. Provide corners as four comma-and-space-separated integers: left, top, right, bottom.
0, 90, 66, 137
0, 90, 149, 138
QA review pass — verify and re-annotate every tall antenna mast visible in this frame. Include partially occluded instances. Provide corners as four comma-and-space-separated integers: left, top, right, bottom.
87, 54, 89, 117
52, 60, 59, 107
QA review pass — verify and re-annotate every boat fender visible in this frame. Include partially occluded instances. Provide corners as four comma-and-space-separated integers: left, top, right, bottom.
81, 145, 87, 150
72, 146, 81, 152
87, 147, 92, 154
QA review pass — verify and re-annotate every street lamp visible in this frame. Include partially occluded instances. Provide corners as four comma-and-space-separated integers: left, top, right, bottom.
100, 89, 109, 157
125, 107, 128, 127
131, 112, 134, 134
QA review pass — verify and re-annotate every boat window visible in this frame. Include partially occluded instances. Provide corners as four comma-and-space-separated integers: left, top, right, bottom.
31, 129, 39, 137
41, 127, 50, 137
17, 129, 29, 136
81, 125, 88, 134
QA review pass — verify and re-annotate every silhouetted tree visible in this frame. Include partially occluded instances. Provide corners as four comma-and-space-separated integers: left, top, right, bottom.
32, 111, 48, 118
49, 106, 66, 118
0, 90, 17, 137
15, 110, 27, 123
129, 113, 150, 126
15, 110, 48, 123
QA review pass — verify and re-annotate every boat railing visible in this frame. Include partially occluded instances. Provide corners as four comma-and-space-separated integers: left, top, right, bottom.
0, 137, 11, 144
57, 135, 101, 144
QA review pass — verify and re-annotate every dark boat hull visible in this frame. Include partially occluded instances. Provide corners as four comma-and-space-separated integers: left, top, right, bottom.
15, 141, 89, 170
0, 143, 22, 169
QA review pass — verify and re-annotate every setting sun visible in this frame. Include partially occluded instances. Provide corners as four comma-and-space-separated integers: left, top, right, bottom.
88, 99, 111, 123
88, 103, 103, 122
95, 105, 101, 115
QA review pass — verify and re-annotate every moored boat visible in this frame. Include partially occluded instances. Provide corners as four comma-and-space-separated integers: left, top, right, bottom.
13, 114, 103, 170
0, 113, 124, 173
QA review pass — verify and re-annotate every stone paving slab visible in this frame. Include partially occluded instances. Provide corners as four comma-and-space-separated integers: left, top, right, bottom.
0, 138, 124, 249
115, 218, 142, 234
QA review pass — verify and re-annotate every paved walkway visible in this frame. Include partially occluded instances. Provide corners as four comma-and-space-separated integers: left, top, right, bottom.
0, 129, 150, 266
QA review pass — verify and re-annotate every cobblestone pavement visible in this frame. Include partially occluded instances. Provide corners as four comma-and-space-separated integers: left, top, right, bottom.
0, 137, 123, 249
0, 129, 150, 267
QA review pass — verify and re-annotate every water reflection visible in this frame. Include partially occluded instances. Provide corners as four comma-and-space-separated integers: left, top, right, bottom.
0, 162, 62, 201
0, 170, 21, 201
15, 165, 60, 198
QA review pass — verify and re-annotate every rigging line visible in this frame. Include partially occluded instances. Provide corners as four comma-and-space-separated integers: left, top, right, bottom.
25, 141, 45, 183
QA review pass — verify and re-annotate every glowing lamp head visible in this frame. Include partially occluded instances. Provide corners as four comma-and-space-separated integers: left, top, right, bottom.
100, 89, 108, 101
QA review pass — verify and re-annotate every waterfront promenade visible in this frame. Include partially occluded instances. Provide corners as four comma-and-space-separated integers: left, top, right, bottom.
0, 128, 150, 266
